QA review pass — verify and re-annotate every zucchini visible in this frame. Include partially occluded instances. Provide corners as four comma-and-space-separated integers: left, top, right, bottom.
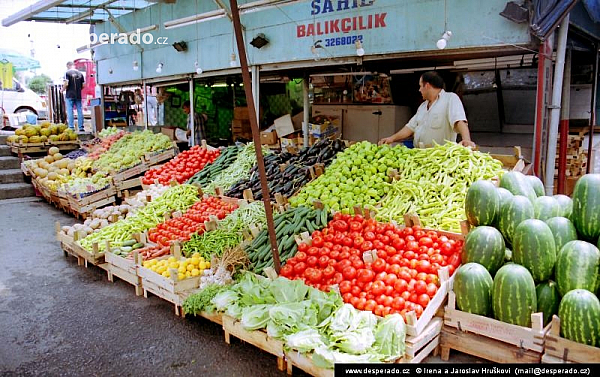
120, 246, 133, 253
121, 239, 137, 247
320, 209, 328, 227
132, 242, 144, 250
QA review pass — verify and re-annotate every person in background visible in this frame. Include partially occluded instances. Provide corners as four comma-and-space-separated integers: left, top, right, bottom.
182, 100, 207, 147
378, 71, 475, 148
62, 61, 85, 132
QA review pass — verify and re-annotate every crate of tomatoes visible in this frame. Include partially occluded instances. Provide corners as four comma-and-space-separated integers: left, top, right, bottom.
147, 195, 238, 247
141, 145, 221, 186
278, 210, 464, 337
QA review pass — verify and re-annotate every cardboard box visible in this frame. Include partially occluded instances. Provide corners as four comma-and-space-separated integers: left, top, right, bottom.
274, 114, 303, 137
234, 107, 249, 120
232, 119, 251, 132
280, 135, 300, 149
260, 130, 278, 145
160, 126, 177, 140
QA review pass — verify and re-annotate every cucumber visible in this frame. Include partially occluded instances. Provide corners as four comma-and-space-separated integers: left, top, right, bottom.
284, 234, 296, 250
293, 219, 306, 233
121, 239, 137, 247
132, 242, 144, 250
258, 244, 272, 260
306, 221, 316, 233
320, 210, 328, 227
120, 246, 133, 253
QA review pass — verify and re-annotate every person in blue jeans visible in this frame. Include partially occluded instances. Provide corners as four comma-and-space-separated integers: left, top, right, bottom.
62, 61, 85, 132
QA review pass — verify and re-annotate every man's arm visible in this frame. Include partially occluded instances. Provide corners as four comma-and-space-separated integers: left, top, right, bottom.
454, 120, 476, 148
378, 126, 414, 145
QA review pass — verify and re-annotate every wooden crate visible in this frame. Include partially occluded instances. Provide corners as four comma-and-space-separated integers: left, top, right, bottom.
104, 247, 143, 296
222, 315, 287, 372
285, 316, 444, 376
8, 141, 47, 154
67, 185, 117, 218
142, 146, 177, 166
490, 146, 525, 170
109, 161, 148, 182
55, 222, 106, 267
441, 291, 547, 363
543, 315, 600, 363
115, 177, 142, 197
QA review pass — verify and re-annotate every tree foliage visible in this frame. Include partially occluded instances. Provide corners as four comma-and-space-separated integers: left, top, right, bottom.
27, 74, 52, 95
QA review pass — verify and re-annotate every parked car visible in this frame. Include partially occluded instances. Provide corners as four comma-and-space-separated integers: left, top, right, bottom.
0, 78, 48, 119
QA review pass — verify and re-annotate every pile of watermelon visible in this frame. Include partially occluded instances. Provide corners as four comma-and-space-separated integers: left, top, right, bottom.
456, 172, 600, 347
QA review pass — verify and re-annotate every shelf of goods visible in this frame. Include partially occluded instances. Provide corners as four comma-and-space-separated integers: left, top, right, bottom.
55, 222, 106, 268
67, 184, 117, 219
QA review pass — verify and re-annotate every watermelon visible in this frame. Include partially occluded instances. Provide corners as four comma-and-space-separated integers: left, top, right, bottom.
536, 281, 560, 327
527, 175, 545, 197
492, 263, 537, 327
500, 171, 537, 203
465, 180, 500, 226
498, 195, 535, 245
572, 174, 600, 241
453, 263, 494, 316
553, 194, 573, 220
555, 240, 600, 296
533, 196, 561, 221
494, 188, 514, 228
545, 217, 578, 253
463, 226, 505, 275
558, 289, 600, 346
513, 219, 557, 283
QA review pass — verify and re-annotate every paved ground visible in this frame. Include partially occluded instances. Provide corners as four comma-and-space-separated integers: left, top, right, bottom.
0, 198, 481, 376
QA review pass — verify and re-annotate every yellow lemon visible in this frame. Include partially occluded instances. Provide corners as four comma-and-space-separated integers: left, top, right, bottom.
178, 273, 185, 280
168, 256, 177, 263
192, 252, 201, 259
198, 261, 207, 270
181, 260, 189, 268
143, 261, 151, 268
191, 258, 200, 266
178, 266, 186, 273
186, 264, 195, 272
169, 262, 179, 269
161, 271, 170, 278
205, 261, 211, 268
191, 269, 200, 277
157, 266, 166, 274
185, 271, 192, 278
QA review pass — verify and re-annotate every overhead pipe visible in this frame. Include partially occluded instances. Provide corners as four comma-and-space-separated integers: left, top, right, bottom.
303, 73, 310, 148
544, 14, 570, 195
533, 38, 553, 177
587, 43, 598, 174
557, 49, 571, 194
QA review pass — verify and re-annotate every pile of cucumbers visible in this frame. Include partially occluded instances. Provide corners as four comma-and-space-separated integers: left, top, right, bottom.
109, 239, 144, 258
186, 145, 242, 187
246, 205, 329, 275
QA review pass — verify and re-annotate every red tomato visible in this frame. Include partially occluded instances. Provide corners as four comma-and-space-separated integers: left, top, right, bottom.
332, 272, 344, 284
323, 265, 336, 279
280, 264, 293, 277
312, 237, 324, 248
414, 280, 428, 295
371, 280, 386, 295
383, 273, 398, 286
318, 255, 330, 268
293, 262, 307, 275
357, 269, 375, 283
342, 292, 353, 302
426, 282, 438, 297
372, 258, 387, 273
306, 256, 318, 267
394, 279, 408, 293
295, 252, 307, 262
339, 280, 352, 294
336, 259, 352, 273
306, 247, 319, 256
364, 300, 377, 312
392, 296, 405, 310
351, 285, 362, 296
342, 266, 357, 280
440, 242, 453, 256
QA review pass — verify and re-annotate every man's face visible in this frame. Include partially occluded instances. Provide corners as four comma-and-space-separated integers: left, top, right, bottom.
182, 106, 190, 114
418, 78, 428, 100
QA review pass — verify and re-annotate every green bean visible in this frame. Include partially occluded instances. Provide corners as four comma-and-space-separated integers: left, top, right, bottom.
376, 142, 504, 233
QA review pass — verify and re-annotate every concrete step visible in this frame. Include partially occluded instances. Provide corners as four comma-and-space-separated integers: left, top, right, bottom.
0, 145, 10, 156
0, 156, 20, 170
0, 134, 8, 145
0, 182, 36, 200
0, 169, 25, 184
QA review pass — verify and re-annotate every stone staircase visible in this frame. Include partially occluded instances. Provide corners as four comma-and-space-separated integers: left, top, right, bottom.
0, 134, 36, 200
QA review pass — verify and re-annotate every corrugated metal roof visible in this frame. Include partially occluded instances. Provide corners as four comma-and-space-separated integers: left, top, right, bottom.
2, 0, 156, 27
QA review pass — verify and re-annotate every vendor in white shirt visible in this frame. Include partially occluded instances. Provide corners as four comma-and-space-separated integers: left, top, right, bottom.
379, 71, 475, 149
